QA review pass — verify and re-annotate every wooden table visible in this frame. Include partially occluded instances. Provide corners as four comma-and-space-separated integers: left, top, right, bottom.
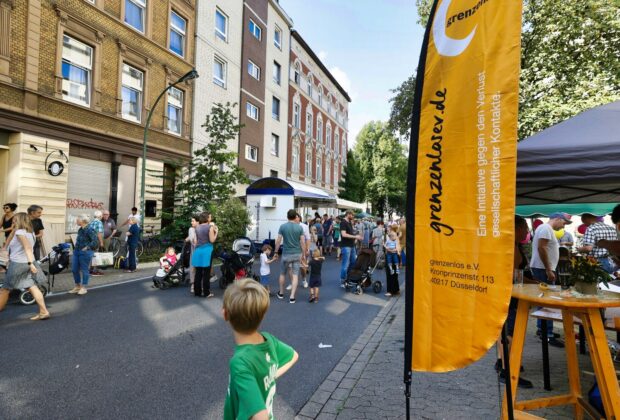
503, 284, 620, 419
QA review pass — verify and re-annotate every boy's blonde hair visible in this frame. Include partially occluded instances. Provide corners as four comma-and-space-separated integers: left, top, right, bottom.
312, 249, 321, 258
223, 278, 270, 333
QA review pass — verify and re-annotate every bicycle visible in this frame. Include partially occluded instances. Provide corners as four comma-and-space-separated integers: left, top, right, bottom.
109, 232, 144, 258
140, 225, 162, 255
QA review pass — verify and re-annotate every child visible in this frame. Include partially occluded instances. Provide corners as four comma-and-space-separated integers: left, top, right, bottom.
309, 226, 318, 253
259, 244, 277, 294
159, 246, 178, 272
222, 279, 299, 420
385, 231, 401, 275
308, 249, 324, 303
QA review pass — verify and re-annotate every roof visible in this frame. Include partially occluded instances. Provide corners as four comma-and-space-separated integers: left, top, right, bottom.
246, 177, 336, 202
516, 100, 620, 204
291, 30, 352, 103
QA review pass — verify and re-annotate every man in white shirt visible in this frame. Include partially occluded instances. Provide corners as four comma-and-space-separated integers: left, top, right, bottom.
530, 212, 572, 347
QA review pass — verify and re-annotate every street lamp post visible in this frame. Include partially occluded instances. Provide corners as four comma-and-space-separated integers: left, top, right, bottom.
140, 69, 198, 224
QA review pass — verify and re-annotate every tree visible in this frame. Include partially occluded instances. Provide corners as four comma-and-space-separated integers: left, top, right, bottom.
338, 150, 365, 203
388, 74, 416, 141
212, 197, 251, 250
391, 0, 620, 140
353, 122, 408, 217
162, 102, 249, 240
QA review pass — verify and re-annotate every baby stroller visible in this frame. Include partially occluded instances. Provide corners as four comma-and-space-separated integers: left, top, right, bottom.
344, 248, 382, 295
152, 244, 187, 290
218, 237, 258, 289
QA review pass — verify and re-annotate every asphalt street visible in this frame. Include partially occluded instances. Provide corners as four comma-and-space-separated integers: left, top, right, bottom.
0, 257, 394, 419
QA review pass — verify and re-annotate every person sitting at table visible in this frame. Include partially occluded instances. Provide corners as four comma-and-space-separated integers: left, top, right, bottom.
496, 216, 534, 389
596, 204, 620, 271
577, 212, 617, 274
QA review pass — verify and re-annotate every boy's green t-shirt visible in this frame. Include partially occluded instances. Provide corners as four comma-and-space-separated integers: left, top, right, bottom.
224, 332, 295, 420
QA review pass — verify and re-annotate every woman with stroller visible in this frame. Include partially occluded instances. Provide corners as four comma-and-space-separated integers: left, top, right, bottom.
69, 214, 99, 295
192, 212, 218, 298
0, 212, 50, 319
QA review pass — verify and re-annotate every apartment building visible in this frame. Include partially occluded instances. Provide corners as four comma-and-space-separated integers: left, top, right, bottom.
287, 30, 350, 196
0, 0, 196, 246
193, 0, 242, 153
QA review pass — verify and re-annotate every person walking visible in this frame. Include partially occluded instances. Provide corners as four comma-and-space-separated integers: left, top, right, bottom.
339, 211, 363, 288
308, 249, 324, 303
530, 212, 571, 347
69, 214, 99, 296
397, 218, 406, 267
1, 203, 17, 242
332, 217, 342, 260
192, 212, 218, 298
274, 209, 306, 303
125, 216, 140, 273
0, 212, 50, 320
322, 214, 333, 255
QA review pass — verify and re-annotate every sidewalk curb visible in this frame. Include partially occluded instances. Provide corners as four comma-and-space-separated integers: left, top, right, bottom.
296, 292, 403, 419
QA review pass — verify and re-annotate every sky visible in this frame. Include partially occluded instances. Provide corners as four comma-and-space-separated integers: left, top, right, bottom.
279, 0, 425, 147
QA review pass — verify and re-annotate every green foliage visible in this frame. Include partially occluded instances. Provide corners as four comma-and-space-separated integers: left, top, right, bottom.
353, 122, 408, 218
388, 74, 417, 141
338, 150, 365, 203
161, 102, 249, 241
394, 0, 620, 141
212, 197, 251, 250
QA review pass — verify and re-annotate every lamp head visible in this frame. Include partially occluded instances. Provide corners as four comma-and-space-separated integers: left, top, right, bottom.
179, 69, 199, 83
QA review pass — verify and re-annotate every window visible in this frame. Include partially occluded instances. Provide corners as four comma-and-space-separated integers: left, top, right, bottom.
246, 102, 259, 121
61, 35, 93, 107
271, 97, 280, 120
273, 61, 281, 85
305, 150, 312, 177
318, 89, 322, 106
213, 57, 226, 88
294, 63, 300, 84
335, 132, 340, 155
125, 0, 146, 32
245, 144, 258, 162
270, 170, 278, 178
292, 144, 300, 172
274, 26, 282, 49
293, 103, 300, 128
121, 64, 143, 122
317, 118, 323, 143
307, 76, 313, 97
248, 60, 260, 80
271, 134, 279, 156
326, 162, 331, 185
328, 99, 332, 115
249, 19, 261, 40
169, 11, 186, 57
167, 87, 183, 135
326, 125, 332, 149
215, 8, 228, 41
317, 155, 322, 182
305, 112, 312, 137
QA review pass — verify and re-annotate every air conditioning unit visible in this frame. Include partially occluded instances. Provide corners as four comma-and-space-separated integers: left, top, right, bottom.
260, 196, 277, 208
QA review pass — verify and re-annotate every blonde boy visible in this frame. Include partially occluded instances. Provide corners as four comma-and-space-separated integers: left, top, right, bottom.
222, 279, 299, 420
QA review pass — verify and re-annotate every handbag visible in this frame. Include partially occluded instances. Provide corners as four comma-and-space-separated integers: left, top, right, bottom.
92, 252, 114, 267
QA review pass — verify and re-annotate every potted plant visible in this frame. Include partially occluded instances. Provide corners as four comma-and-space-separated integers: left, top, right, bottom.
569, 255, 610, 295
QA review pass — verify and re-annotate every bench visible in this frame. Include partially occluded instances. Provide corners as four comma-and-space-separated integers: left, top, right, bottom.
530, 307, 620, 391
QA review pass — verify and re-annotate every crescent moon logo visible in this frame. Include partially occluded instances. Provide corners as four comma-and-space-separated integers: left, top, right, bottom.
432, 0, 477, 57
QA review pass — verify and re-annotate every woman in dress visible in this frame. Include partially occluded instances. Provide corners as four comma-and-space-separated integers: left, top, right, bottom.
69, 214, 99, 295
192, 212, 218, 297
0, 212, 50, 319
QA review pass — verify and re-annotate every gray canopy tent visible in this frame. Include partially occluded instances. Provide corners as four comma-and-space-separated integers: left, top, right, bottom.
516, 100, 620, 206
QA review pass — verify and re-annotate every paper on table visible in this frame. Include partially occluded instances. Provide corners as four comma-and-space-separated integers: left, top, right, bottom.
600, 282, 620, 294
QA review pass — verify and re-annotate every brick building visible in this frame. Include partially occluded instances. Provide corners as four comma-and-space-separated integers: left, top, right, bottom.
0, 0, 195, 247
287, 30, 350, 197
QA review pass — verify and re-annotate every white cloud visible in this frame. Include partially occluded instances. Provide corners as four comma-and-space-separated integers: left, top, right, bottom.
329, 67, 352, 96
318, 50, 328, 62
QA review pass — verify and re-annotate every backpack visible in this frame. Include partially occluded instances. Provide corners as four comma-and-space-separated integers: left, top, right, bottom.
48, 251, 69, 275
114, 256, 127, 270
